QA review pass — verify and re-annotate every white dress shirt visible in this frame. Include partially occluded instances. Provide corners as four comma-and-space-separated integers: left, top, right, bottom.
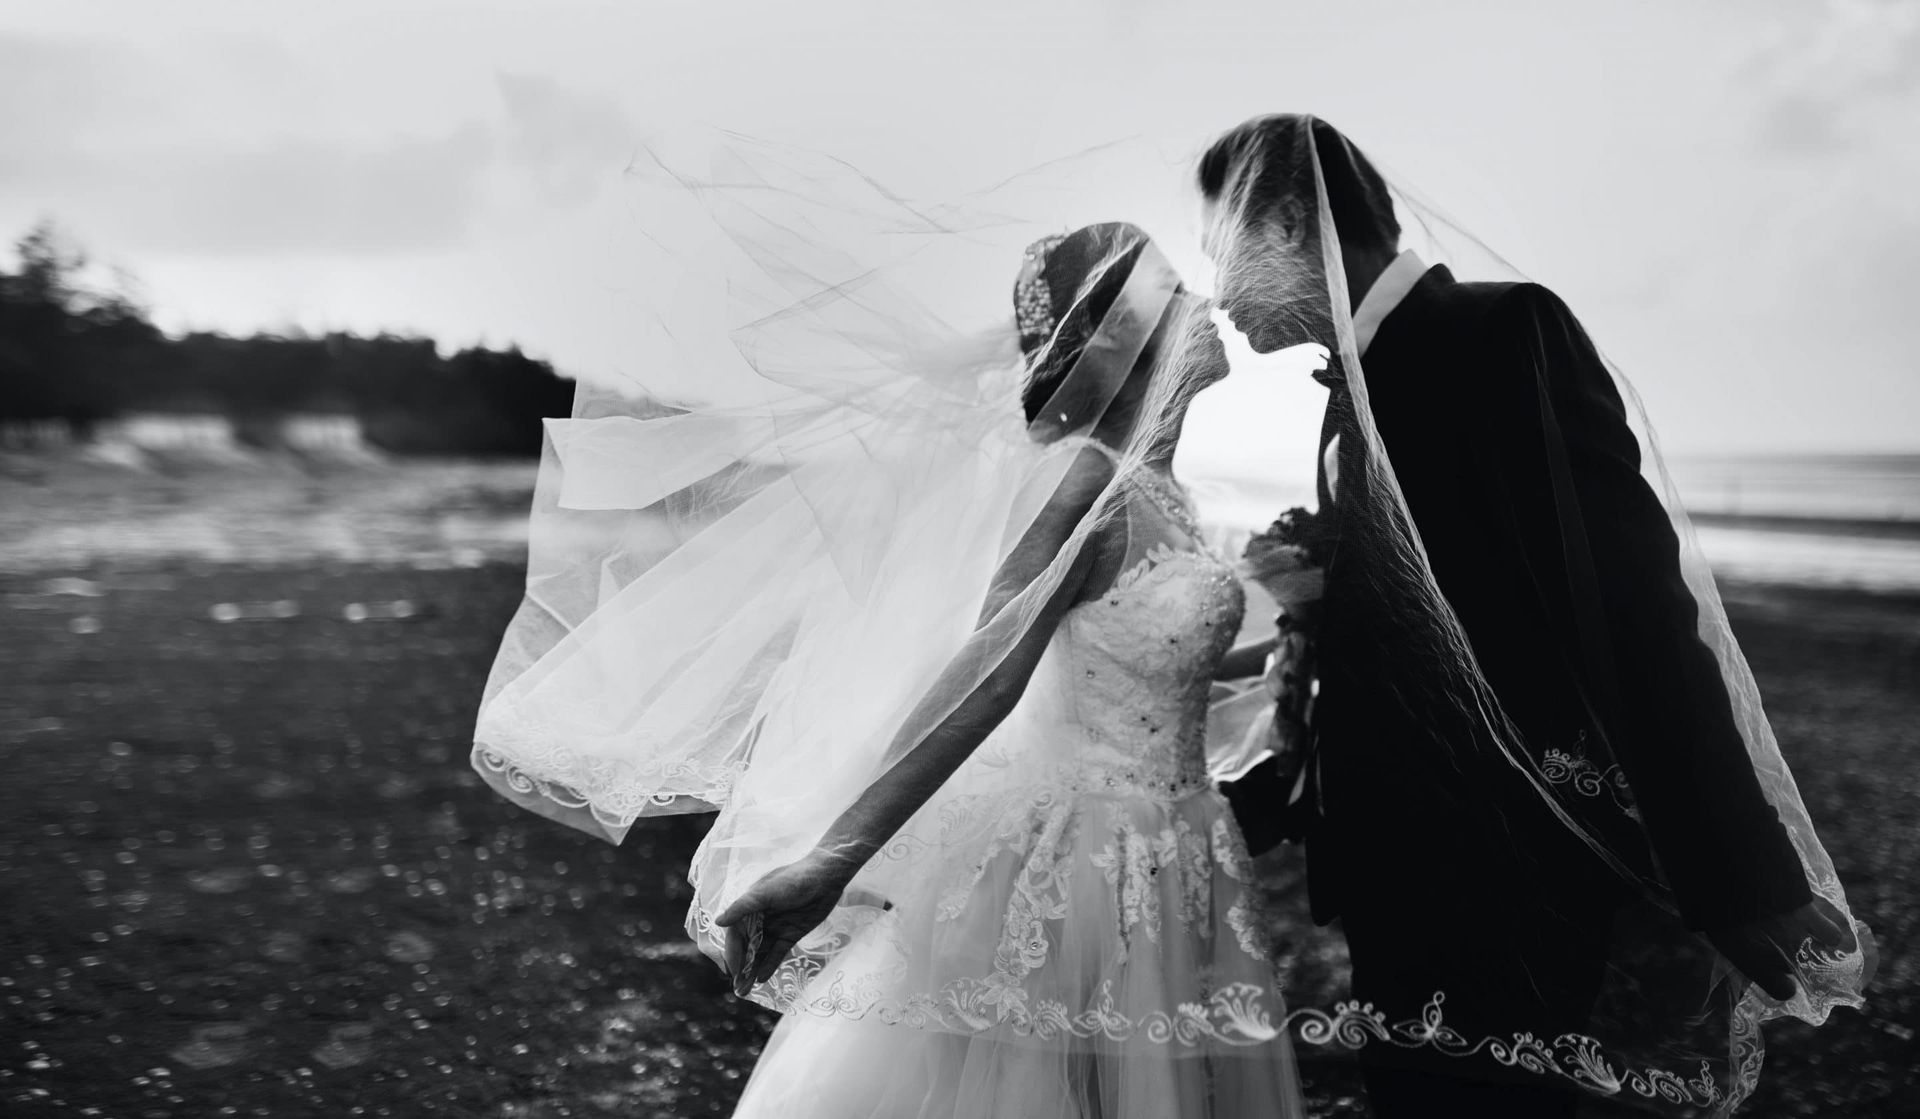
1324, 249, 1428, 502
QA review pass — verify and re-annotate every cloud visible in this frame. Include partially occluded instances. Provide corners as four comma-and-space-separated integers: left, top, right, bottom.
1743, 0, 1920, 153
103, 129, 496, 255
0, 35, 168, 166
1722, 0, 1920, 318
495, 73, 639, 208
0, 34, 639, 257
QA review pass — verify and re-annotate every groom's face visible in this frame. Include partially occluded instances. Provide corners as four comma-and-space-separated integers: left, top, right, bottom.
1202, 200, 1324, 356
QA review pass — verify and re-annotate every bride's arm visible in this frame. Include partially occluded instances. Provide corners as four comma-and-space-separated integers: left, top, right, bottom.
715, 446, 1115, 986
1214, 636, 1278, 681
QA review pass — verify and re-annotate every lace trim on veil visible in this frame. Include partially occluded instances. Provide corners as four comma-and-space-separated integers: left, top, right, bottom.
1284, 992, 1749, 1109
473, 703, 748, 825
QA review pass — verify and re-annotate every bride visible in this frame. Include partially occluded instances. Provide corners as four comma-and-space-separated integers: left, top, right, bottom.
714, 222, 1300, 1116
472, 148, 1305, 1118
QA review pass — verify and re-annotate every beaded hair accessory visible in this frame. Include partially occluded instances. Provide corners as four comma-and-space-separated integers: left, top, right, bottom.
1014, 234, 1067, 353
1022, 239, 1181, 442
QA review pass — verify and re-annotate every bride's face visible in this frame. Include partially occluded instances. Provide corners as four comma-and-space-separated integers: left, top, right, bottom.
1180, 295, 1232, 390
1100, 294, 1228, 443
1144, 292, 1230, 406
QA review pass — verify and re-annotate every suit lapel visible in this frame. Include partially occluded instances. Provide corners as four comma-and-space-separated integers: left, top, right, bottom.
1312, 264, 1455, 517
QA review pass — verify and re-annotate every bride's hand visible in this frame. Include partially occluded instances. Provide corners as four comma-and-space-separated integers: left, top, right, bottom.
714, 849, 867, 996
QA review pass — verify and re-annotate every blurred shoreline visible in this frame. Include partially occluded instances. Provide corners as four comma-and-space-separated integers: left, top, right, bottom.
1690, 512, 1920, 541
5, 450, 1920, 595
1191, 451, 1920, 596
0, 452, 538, 574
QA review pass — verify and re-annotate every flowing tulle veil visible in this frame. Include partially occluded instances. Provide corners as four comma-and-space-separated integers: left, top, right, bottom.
470, 120, 1869, 1116
471, 128, 1286, 1002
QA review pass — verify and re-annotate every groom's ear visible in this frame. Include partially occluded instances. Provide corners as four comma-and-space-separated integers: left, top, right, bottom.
1199, 198, 1250, 262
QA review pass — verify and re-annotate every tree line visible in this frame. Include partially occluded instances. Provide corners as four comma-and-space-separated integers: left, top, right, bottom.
0, 221, 577, 455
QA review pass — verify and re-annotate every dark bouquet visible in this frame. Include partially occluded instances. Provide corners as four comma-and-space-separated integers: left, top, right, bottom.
1239, 506, 1332, 621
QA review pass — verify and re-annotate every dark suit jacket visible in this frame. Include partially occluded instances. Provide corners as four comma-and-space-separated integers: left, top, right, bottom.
1259, 265, 1810, 934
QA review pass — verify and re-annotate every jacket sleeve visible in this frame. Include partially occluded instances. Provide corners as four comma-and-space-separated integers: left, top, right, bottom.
1484, 283, 1810, 929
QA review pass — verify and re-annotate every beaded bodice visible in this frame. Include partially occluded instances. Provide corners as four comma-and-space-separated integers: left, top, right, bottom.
1047, 541, 1246, 799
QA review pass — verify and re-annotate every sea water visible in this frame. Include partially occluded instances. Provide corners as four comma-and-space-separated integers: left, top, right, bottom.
1185, 454, 1920, 594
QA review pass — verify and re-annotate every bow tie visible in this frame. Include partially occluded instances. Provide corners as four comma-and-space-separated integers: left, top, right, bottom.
1310, 353, 1346, 391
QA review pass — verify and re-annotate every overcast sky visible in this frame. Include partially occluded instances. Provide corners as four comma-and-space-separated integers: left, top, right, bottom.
2, 0, 1916, 455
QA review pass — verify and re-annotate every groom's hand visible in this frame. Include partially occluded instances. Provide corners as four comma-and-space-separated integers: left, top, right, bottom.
1705, 895, 1857, 1001
1220, 755, 1292, 858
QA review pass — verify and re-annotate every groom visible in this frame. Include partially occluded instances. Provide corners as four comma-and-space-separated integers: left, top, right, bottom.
1201, 115, 1851, 1118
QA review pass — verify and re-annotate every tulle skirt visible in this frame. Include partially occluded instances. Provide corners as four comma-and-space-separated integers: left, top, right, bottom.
731, 785, 1304, 1119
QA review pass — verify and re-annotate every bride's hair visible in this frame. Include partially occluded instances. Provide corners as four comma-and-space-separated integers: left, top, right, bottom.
1012, 222, 1153, 425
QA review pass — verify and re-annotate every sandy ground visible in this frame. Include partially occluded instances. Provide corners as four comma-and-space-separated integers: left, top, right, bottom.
1, 459, 1915, 1117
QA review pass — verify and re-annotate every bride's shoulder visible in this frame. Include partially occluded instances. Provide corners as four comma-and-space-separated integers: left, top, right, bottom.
1044, 437, 1120, 506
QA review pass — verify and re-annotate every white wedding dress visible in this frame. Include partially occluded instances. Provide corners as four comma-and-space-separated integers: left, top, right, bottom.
731, 495, 1303, 1118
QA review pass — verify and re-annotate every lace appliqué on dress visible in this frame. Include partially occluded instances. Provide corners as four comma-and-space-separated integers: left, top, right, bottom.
1212, 817, 1271, 962
735, 540, 1281, 1048
1089, 817, 1215, 960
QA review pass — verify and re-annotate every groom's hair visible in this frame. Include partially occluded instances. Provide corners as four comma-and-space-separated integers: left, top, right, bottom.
1197, 115, 1399, 255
